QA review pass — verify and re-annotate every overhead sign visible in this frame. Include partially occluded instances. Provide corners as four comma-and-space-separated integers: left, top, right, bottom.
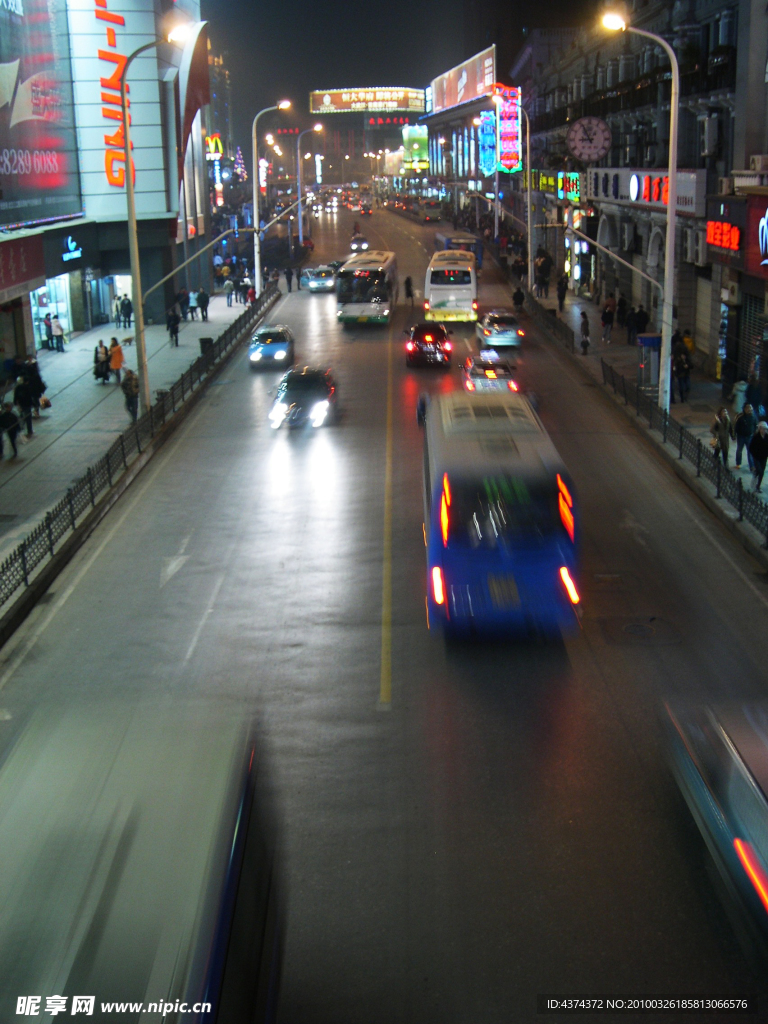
0, 0, 81, 228
585, 169, 706, 217
401, 125, 428, 171
429, 46, 495, 114
310, 88, 425, 114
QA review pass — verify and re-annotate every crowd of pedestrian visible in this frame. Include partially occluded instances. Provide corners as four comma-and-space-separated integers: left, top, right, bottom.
0, 357, 47, 459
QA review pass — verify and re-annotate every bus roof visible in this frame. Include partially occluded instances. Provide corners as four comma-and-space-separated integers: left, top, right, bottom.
429, 250, 476, 268
340, 251, 396, 271
426, 392, 564, 480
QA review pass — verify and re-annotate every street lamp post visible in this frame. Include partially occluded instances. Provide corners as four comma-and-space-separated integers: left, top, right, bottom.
603, 11, 678, 412
520, 106, 534, 291
120, 24, 198, 414
492, 94, 502, 240
252, 100, 291, 298
297, 124, 323, 246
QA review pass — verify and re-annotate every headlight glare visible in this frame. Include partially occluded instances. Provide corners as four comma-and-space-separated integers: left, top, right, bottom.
310, 400, 329, 427
250, 350, 262, 361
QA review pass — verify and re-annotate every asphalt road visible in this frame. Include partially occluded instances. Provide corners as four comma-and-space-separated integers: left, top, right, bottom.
0, 204, 766, 1023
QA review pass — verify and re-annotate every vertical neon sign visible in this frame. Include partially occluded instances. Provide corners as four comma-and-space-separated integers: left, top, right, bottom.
494, 85, 522, 173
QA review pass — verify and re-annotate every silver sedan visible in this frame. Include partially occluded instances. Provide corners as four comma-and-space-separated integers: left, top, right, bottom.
475, 309, 526, 349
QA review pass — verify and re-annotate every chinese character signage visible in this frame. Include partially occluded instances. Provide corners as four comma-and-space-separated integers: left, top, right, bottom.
430, 46, 495, 114
0, 229, 46, 302
586, 169, 706, 216
310, 88, 425, 114
494, 85, 521, 173
0, 0, 81, 227
705, 196, 747, 270
477, 111, 496, 178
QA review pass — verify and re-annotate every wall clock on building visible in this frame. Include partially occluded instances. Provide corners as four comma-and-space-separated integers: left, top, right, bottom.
566, 117, 612, 164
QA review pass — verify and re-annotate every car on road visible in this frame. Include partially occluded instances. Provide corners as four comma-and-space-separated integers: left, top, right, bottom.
249, 325, 295, 369
350, 234, 369, 252
306, 266, 337, 292
404, 323, 452, 368
326, 260, 345, 274
461, 354, 518, 392
269, 366, 338, 429
476, 309, 525, 349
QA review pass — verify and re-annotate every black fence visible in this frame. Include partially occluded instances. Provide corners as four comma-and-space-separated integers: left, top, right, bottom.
601, 360, 768, 546
0, 284, 279, 611
524, 292, 575, 353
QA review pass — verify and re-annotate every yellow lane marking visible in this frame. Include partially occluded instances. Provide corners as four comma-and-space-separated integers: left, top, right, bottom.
379, 321, 394, 709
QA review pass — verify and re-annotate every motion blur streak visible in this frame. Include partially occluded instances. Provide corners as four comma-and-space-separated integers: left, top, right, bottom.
431, 566, 445, 605
559, 566, 580, 604
379, 330, 394, 707
733, 838, 768, 914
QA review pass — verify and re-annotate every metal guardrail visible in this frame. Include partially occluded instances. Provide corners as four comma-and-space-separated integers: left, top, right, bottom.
0, 283, 279, 611
524, 291, 575, 353
601, 359, 768, 546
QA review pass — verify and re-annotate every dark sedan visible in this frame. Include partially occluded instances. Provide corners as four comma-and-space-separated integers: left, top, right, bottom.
404, 323, 452, 368
268, 366, 338, 429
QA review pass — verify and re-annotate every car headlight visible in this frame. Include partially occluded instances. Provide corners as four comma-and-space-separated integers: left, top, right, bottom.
361, 243, 369, 250
310, 400, 329, 427
250, 350, 262, 361
274, 349, 287, 360
269, 402, 288, 428
310, 281, 318, 288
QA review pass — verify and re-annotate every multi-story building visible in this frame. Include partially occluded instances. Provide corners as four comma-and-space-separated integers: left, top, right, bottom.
0, 0, 211, 367
206, 45, 233, 159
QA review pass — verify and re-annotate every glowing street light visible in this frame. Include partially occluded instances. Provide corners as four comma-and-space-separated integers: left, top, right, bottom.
297, 123, 323, 245
252, 100, 291, 297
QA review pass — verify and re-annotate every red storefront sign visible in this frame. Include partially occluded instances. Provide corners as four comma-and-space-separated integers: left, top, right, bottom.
0, 234, 45, 299
706, 220, 741, 251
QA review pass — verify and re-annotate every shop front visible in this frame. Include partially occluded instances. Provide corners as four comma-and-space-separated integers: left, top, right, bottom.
30, 223, 102, 350
0, 234, 46, 372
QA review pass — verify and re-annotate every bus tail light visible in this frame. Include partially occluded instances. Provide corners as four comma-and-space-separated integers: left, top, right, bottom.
424, 299, 430, 311
431, 566, 445, 605
472, 300, 478, 311
559, 495, 575, 541
734, 838, 768, 915
508, 380, 518, 391
559, 567, 580, 605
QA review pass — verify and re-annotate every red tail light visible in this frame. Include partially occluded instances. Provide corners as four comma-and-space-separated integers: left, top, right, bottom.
734, 838, 768, 915
442, 474, 451, 506
483, 328, 491, 336
431, 566, 445, 605
485, 369, 497, 379
406, 341, 414, 352
424, 300, 430, 310
466, 380, 476, 391
472, 300, 478, 311
559, 567, 580, 604
559, 495, 575, 541
444, 341, 452, 352
557, 474, 573, 509
517, 329, 525, 336
507, 380, 518, 391
424, 334, 433, 342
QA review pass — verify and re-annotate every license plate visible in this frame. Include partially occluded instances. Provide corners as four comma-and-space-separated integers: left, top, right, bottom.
357, 316, 368, 322
424, 345, 435, 352
487, 573, 520, 609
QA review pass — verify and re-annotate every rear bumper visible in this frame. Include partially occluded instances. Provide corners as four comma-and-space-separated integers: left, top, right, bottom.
425, 311, 477, 322
427, 573, 580, 635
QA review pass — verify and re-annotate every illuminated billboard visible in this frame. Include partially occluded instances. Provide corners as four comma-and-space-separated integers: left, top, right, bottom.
402, 125, 428, 171
429, 46, 495, 114
495, 86, 522, 173
310, 88, 425, 114
0, 0, 81, 228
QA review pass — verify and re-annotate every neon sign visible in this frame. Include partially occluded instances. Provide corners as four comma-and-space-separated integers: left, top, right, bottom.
706, 220, 741, 252
205, 134, 223, 161
494, 85, 522, 173
478, 111, 496, 178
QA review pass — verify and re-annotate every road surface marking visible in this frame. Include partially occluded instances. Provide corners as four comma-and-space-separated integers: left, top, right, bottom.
184, 572, 226, 664
160, 533, 192, 587
379, 323, 394, 709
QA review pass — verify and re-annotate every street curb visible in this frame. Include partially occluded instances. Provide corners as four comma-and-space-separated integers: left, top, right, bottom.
531, 305, 768, 574
0, 292, 279, 648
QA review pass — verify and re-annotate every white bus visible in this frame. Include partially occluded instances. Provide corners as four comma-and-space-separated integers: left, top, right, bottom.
336, 250, 398, 325
424, 249, 478, 322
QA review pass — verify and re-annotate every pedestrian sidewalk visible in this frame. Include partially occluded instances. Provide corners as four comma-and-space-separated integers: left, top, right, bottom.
0, 291, 270, 566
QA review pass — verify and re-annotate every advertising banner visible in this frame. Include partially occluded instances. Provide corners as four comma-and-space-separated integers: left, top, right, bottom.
401, 125, 428, 171
0, 0, 81, 228
494, 85, 521, 173
310, 89, 425, 114
430, 46, 495, 114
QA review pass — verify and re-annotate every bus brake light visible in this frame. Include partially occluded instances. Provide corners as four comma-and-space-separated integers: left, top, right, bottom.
557, 473, 573, 508
472, 300, 478, 311
442, 473, 451, 505
559, 567, 580, 605
440, 493, 449, 546
424, 300, 430, 310
431, 566, 445, 605
734, 838, 768, 915
559, 494, 575, 541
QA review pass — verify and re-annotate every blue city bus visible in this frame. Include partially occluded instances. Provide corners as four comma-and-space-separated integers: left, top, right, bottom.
434, 231, 484, 269
421, 392, 580, 636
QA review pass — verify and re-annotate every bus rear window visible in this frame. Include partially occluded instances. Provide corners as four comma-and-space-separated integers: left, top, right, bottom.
430, 269, 472, 285
444, 476, 560, 547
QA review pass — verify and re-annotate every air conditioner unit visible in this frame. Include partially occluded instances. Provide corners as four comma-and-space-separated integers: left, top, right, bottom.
694, 230, 707, 266
700, 115, 718, 157
749, 154, 768, 172
718, 176, 734, 195
621, 222, 634, 250
683, 227, 695, 262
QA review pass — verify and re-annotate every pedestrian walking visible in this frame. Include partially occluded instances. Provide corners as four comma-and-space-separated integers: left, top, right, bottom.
580, 312, 590, 355
635, 304, 650, 334
734, 403, 757, 470
513, 287, 525, 314
601, 304, 614, 343
43, 313, 53, 350
295, 266, 302, 290
404, 275, 414, 307
746, 374, 763, 418
556, 275, 567, 313
176, 288, 189, 320
121, 369, 140, 423
120, 295, 133, 328
710, 407, 734, 466
617, 294, 627, 327
223, 279, 234, 307
604, 292, 617, 315
166, 307, 180, 347
109, 337, 124, 384
24, 358, 46, 415
247, 285, 256, 305
0, 403, 20, 459
197, 288, 209, 321
749, 421, 768, 490
13, 376, 34, 437
188, 289, 199, 320
113, 295, 122, 326
94, 340, 110, 383
625, 306, 638, 346
51, 315, 65, 352
672, 344, 691, 403
729, 378, 748, 413
284, 267, 293, 292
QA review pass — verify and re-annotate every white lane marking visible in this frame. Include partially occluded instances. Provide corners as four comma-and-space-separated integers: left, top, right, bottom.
682, 502, 768, 610
160, 532, 192, 588
619, 509, 650, 550
183, 572, 225, 664
463, 339, 472, 353
0, 405, 205, 691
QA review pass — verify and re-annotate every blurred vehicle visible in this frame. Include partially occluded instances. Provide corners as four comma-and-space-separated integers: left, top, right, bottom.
249, 325, 295, 369
419, 199, 442, 223
420, 391, 580, 637
665, 702, 768, 962
269, 366, 338, 429
462, 354, 518, 392
424, 250, 477, 322
324, 196, 338, 212
476, 310, 525, 349
350, 234, 369, 252
336, 251, 398, 325
326, 260, 345, 274
360, 196, 373, 215
434, 230, 484, 268
404, 323, 452, 368
306, 266, 337, 292
349, 197, 362, 212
